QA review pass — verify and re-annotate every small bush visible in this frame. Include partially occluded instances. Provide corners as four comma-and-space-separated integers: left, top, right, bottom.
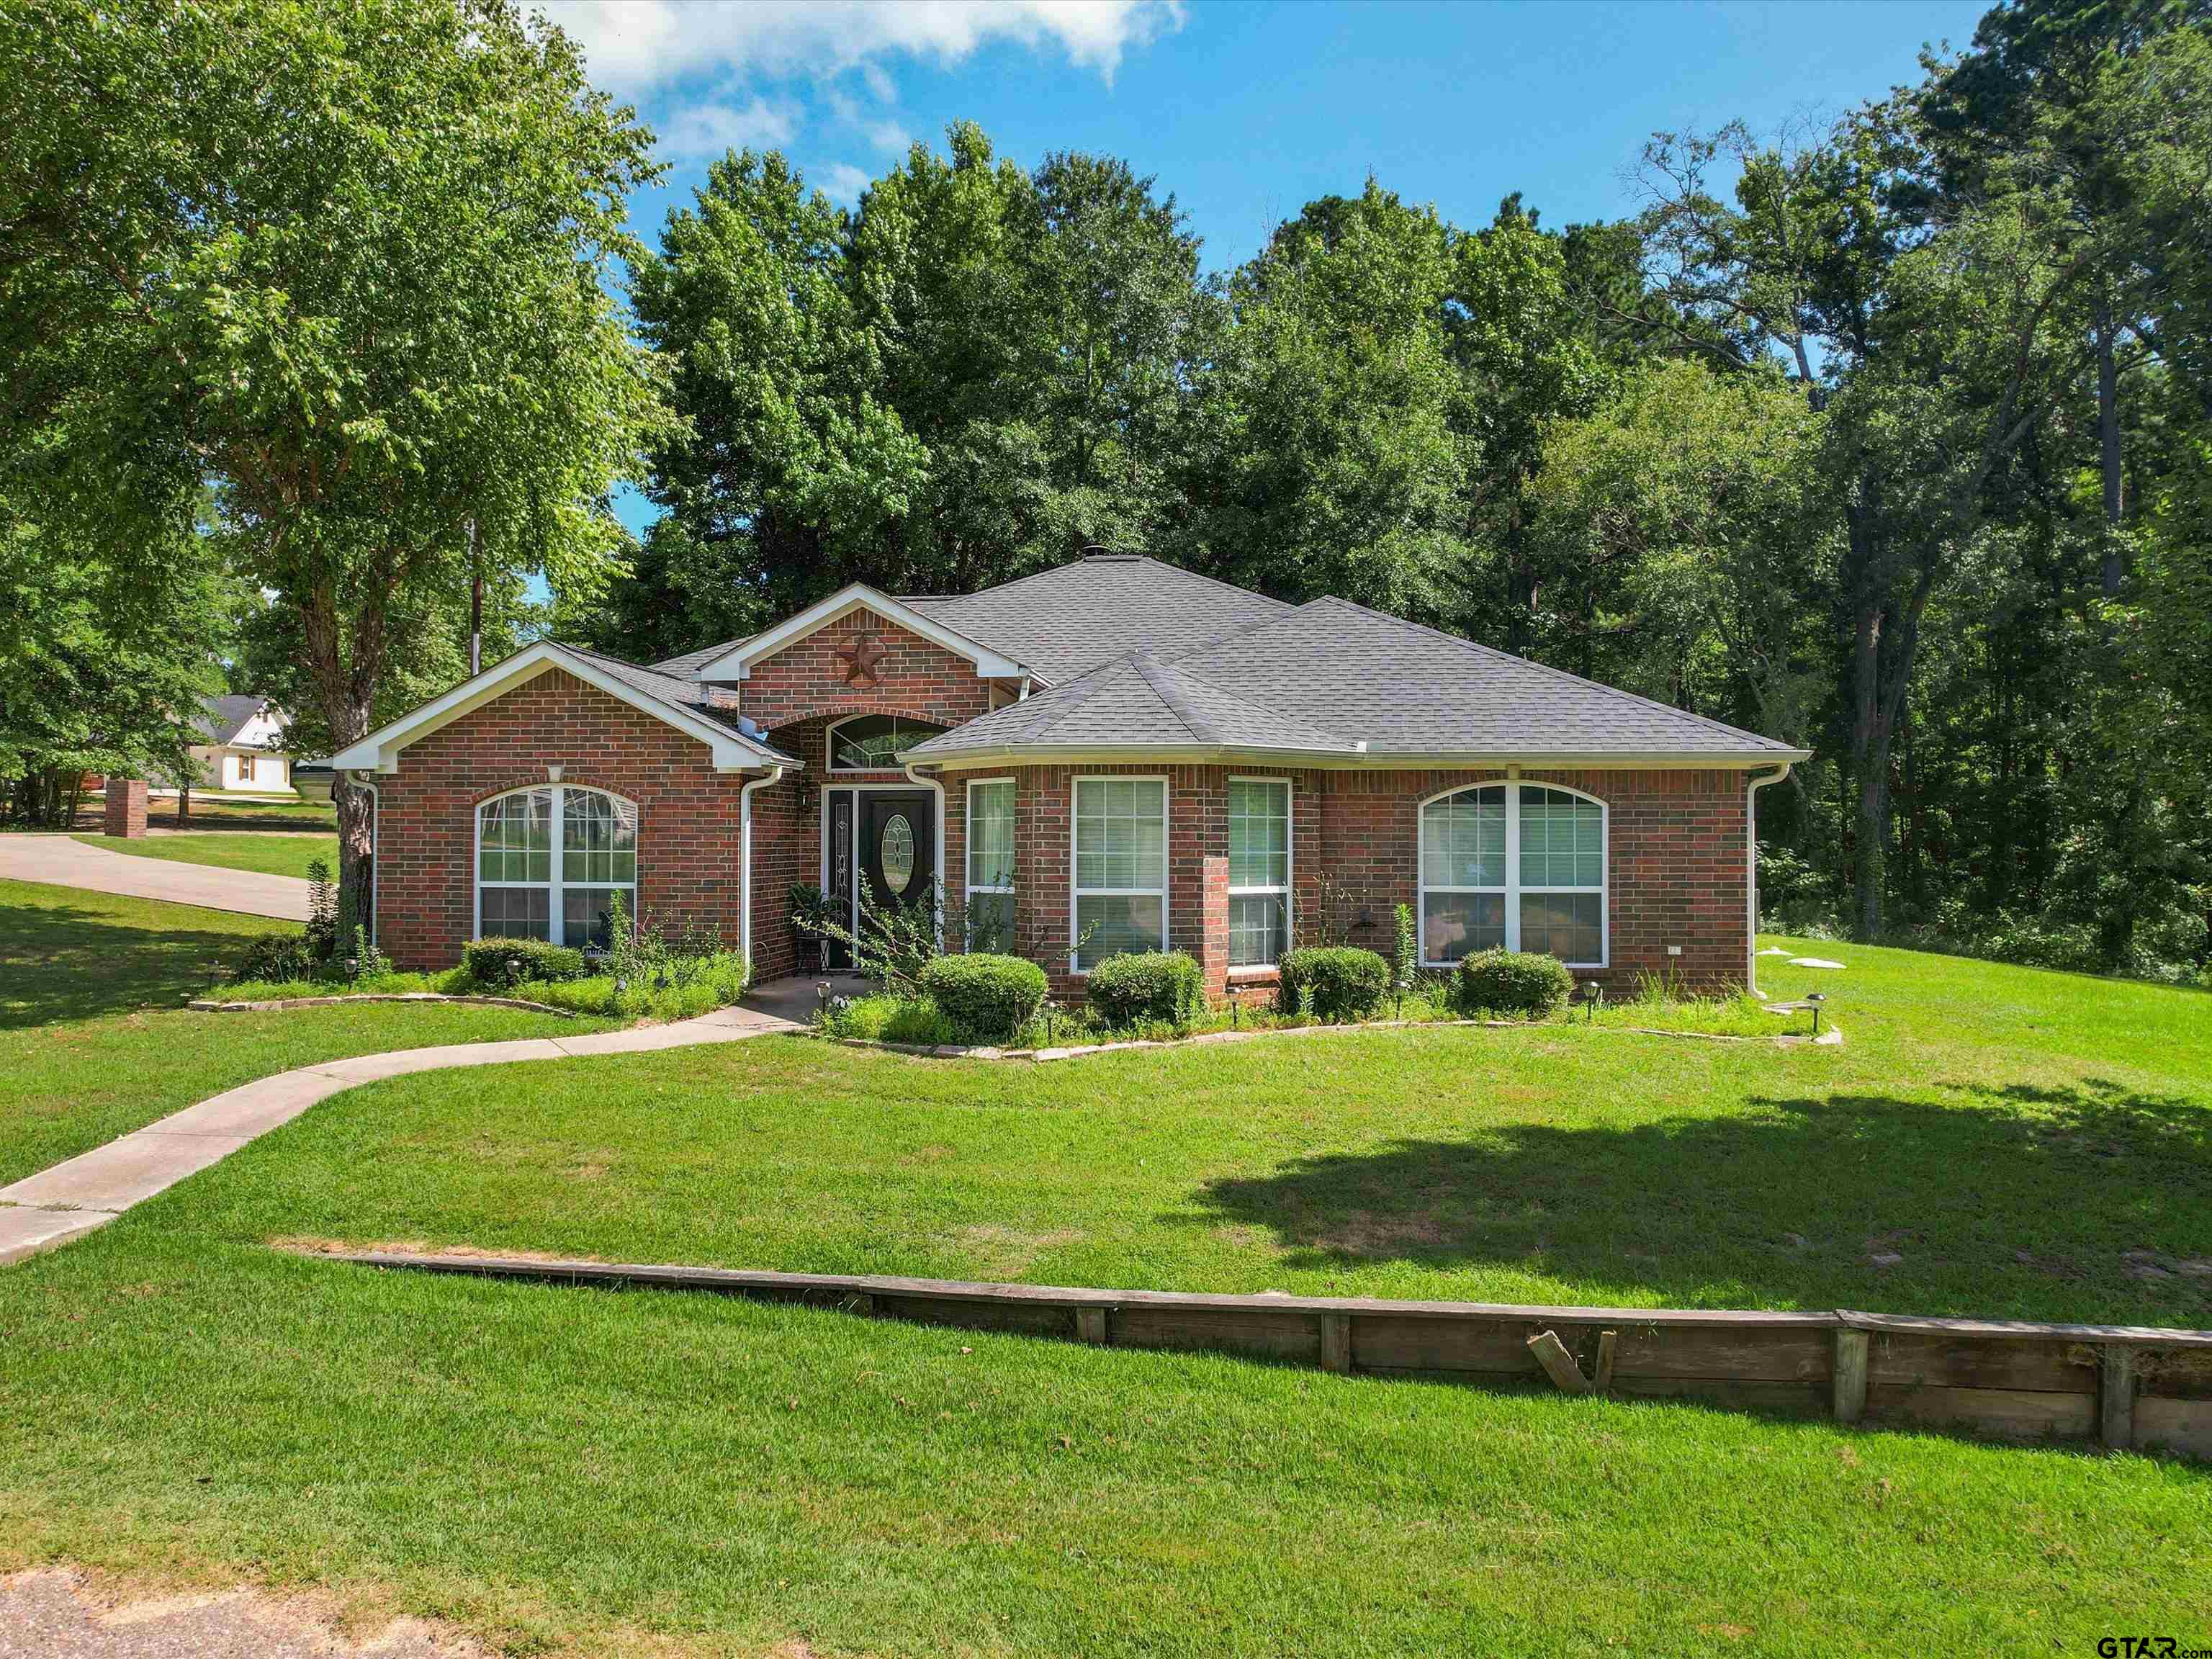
462, 937, 587, 989
233, 930, 323, 984
1455, 949, 1575, 1018
1084, 950, 1203, 1030
922, 953, 1048, 1042
1278, 945, 1390, 1022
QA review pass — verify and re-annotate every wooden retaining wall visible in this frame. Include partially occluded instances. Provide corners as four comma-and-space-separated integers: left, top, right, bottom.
327, 1251, 2212, 1460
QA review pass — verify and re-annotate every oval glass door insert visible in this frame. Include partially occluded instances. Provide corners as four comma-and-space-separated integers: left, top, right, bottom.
880, 813, 915, 895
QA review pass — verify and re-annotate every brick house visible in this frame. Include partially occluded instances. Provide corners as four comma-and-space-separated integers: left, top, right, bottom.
334, 554, 1807, 999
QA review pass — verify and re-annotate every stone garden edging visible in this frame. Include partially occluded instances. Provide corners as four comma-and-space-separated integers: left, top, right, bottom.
822, 1013, 1844, 1063
188, 991, 583, 1019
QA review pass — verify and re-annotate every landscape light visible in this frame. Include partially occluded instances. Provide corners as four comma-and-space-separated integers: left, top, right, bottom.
1582, 981, 1604, 1024
1804, 991, 1827, 1036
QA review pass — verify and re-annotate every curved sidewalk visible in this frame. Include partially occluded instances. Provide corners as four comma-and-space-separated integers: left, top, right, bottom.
0, 834, 310, 921
0, 1002, 801, 1266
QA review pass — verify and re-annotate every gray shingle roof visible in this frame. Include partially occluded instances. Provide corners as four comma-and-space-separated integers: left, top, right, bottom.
645, 554, 1804, 766
557, 644, 799, 765
906, 655, 1358, 759
192, 693, 281, 747
904, 556, 1296, 683
1169, 598, 1802, 759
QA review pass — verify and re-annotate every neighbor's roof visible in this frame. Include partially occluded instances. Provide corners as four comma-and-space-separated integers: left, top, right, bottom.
192, 693, 282, 747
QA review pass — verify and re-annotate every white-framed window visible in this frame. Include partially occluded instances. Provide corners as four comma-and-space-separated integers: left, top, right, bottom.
475, 784, 637, 949
1071, 775, 1167, 972
966, 778, 1016, 953
825, 713, 948, 772
1228, 777, 1291, 968
1419, 782, 1606, 968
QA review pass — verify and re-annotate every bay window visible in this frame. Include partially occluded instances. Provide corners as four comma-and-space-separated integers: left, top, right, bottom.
1420, 783, 1604, 967
1072, 776, 1166, 971
476, 785, 637, 949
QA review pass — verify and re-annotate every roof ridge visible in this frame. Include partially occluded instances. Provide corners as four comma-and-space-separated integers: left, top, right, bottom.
1282, 596, 1795, 751
1127, 655, 1216, 744
1151, 656, 1357, 749
997, 655, 1141, 742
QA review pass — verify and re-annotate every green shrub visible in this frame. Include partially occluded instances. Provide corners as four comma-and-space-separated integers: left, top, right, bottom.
922, 953, 1048, 1042
1084, 950, 1203, 1030
462, 937, 587, 989
1278, 945, 1390, 1022
233, 930, 323, 984
1454, 949, 1575, 1018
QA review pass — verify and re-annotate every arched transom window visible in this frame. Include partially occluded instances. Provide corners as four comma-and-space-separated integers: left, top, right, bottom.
1419, 783, 1605, 968
477, 785, 638, 949
827, 714, 949, 771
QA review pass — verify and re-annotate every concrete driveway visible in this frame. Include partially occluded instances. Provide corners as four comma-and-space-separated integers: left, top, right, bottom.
0, 835, 309, 921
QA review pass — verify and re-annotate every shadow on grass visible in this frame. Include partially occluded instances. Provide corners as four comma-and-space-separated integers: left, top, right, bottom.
0, 896, 266, 1028
1188, 1079, 2212, 1323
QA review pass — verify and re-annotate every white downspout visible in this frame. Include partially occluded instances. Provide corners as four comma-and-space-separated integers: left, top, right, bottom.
904, 760, 948, 948
1745, 763, 1794, 997
739, 765, 785, 971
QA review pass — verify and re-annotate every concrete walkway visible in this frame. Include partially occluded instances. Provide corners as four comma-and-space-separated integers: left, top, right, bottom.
0, 1002, 801, 1267
0, 834, 310, 921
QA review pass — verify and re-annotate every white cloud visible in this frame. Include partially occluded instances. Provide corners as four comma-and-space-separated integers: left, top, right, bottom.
655, 96, 799, 159
541, 0, 1184, 93
815, 162, 878, 204
824, 84, 912, 153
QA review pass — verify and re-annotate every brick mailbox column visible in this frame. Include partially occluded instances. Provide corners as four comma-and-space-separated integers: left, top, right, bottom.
102, 778, 149, 838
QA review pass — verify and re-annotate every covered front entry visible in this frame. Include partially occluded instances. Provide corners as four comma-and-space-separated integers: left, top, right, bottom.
822, 787, 937, 970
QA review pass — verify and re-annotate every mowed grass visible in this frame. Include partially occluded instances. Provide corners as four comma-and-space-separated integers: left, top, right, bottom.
70, 830, 341, 881
170, 935, 2212, 1327
0, 925, 2207, 1654
0, 878, 610, 1185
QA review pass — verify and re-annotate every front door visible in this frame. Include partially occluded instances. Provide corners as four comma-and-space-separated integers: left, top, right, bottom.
826, 789, 935, 972
860, 791, 935, 922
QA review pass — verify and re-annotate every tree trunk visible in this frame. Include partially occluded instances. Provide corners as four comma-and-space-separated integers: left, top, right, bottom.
177, 776, 191, 825
2096, 299, 2125, 597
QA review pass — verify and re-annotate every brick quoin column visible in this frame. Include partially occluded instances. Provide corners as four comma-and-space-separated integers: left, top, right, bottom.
1200, 853, 1230, 1002
102, 778, 148, 838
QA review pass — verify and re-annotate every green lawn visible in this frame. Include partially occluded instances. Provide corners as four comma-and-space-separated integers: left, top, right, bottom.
0, 878, 608, 1185
171, 935, 2212, 1328
71, 830, 341, 881
0, 924, 2207, 1655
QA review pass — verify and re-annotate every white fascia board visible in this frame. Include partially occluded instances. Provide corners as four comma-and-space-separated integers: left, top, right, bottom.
899, 744, 1815, 770
329, 642, 783, 775
691, 586, 1028, 682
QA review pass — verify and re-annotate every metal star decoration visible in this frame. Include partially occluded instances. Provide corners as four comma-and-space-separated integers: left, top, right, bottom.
836, 631, 886, 685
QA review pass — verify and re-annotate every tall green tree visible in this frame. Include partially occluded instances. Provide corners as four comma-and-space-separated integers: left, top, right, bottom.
1, 0, 665, 917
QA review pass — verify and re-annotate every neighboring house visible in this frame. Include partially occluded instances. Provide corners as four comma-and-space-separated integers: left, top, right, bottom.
334, 553, 1809, 995
187, 694, 292, 793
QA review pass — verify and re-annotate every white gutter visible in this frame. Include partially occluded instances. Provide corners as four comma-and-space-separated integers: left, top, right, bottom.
894, 745, 1815, 773
1744, 763, 1794, 996
738, 765, 786, 968
905, 760, 948, 946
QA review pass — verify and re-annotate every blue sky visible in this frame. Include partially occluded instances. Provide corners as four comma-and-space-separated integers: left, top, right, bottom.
542, 0, 1990, 541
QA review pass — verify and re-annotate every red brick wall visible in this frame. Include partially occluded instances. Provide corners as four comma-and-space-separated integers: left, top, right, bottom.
370, 668, 752, 971
931, 763, 1751, 1000
102, 778, 148, 838
1311, 768, 1748, 989
738, 609, 995, 731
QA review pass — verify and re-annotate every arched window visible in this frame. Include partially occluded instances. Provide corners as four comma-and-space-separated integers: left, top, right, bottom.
1419, 783, 1605, 968
827, 713, 949, 772
477, 786, 637, 949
